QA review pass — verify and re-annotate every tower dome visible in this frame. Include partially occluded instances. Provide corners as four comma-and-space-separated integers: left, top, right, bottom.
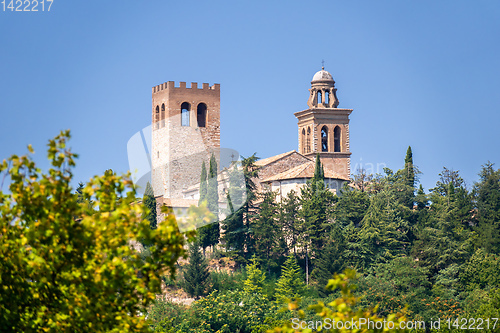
312, 67, 334, 82
307, 67, 339, 108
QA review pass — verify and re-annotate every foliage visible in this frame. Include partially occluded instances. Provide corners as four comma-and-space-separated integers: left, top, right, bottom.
143, 181, 157, 229
474, 162, 500, 253
310, 223, 345, 296
333, 183, 369, 228
221, 154, 259, 265
269, 269, 410, 332
198, 157, 220, 254
275, 254, 305, 304
148, 298, 187, 331
182, 241, 211, 299
244, 255, 266, 294
252, 190, 281, 274
459, 248, 500, 292
210, 269, 247, 294
0, 131, 203, 332
297, 155, 334, 283
277, 190, 300, 255
358, 257, 431, 320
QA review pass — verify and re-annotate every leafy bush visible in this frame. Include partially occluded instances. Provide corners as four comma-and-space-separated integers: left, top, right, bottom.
0, 131, 207, 332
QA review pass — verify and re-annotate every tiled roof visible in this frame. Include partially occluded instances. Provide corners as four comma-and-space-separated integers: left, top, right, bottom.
254, 150, 299, 166
262, 161, 349, 182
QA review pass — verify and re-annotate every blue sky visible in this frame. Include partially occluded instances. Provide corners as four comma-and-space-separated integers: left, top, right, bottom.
1, 1, 499, 193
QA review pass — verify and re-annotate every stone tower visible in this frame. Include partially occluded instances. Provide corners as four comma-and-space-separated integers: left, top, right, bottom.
151, 81, 220, 199
294, 68, 352, 179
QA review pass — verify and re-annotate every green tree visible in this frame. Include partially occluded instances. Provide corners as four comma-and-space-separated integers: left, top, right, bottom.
243, 255, 266, 294
358, 182, 409, 269
75, 181, 94, 211
411, 171, 474, 277
311, 223, 346, 296
275, 254, 304, 304
221, 162, 247, 263
199, 161, 207, 205
297, 154, 334, 284
474, 162, 500, 253
143, 181, 157, 229
198, 159, 219, 255
182, 241, 211, 299
271, 269, 410, 332
334, 182, 369, 227
221, 154, 259, 264
403, 146, 416, 208
278, 190, 300, 255
252, 190, 281, 274
459, 249, 500, 292
0, 131, 198, 332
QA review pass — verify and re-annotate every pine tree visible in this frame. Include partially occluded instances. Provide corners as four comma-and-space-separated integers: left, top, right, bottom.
411, 171, 474, 277
474, 162, 500, 253
252, 190, 280, 274
358, 183, 408, 269
243, 255, 265, 294
143, 181, 157, 229
221, 154, 259, 264
334, 183, 370, 228
275, 254, 304, 304
311, 223, 346, 296
75, 181, 94, 211
221, 164, 246, 264
182, 241, 211, 299
278, 190, 300, 255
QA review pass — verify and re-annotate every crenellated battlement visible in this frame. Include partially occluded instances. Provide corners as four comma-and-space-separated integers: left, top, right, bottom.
152, 81, 220, 94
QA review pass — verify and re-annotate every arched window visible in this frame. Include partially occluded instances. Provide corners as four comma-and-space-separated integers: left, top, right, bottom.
302, 128, 306, 154
334, 126, 341, 152
321, 126, 328, 152
155, 106, 160, 129
181, 102, 190, 127
161, 104, 165, 127
325, 91, 330, 105
306, 127, 311, 153
197, 103, 207, 127
317, 91, 322, 105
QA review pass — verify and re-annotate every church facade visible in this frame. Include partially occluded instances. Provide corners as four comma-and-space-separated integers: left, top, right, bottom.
150, 67, 352, 215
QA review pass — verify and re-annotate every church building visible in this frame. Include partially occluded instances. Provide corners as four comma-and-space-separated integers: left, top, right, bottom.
150, 67, 352, 216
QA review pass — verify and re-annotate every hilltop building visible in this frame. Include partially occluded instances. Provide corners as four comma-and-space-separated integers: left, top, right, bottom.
150, 67, 352, 215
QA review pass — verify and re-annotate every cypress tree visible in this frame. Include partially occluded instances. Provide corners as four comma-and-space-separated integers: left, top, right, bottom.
198, 161, 212, 255
199, 161, 207, 206
182, 241, 211, 299
298, 154, 333, 283
403, 146, 416, 208
143, 182, 157, 229
207, 154, 220, 249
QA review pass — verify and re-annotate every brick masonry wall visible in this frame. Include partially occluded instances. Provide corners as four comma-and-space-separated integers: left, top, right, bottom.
151, 82, 220, 199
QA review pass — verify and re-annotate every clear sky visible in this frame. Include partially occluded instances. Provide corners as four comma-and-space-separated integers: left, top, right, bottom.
1, 1, 499, 193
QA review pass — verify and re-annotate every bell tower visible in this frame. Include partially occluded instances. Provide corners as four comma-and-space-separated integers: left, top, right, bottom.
294, 67, 352, 179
